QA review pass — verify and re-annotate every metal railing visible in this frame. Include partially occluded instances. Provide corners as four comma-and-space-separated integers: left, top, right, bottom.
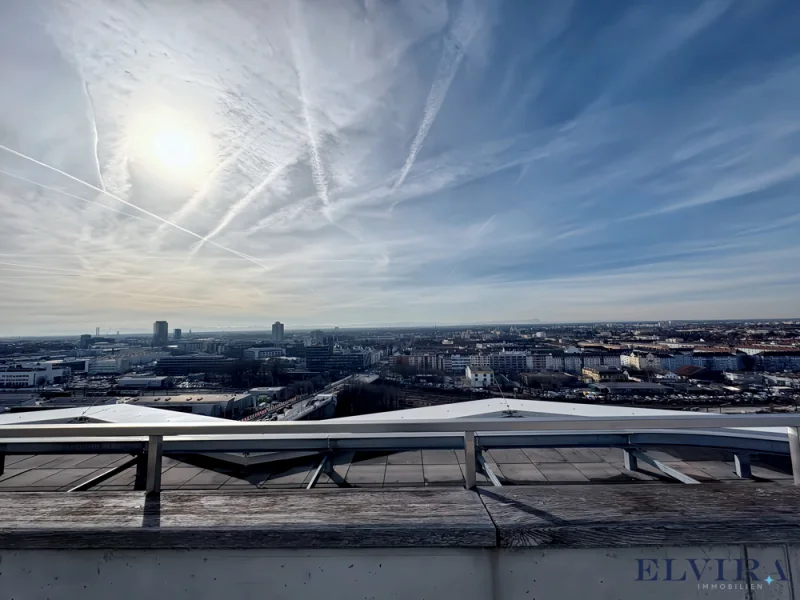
1, 413, 800, 492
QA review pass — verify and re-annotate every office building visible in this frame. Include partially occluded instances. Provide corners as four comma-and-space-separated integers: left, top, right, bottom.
244, 347, 286, 360
78, 334, 92, 350
272, 321, 285, 342
174, 328, 182, 340
305, 345, 332, 371
153, 321, 169, 346
155, 355, 235, 376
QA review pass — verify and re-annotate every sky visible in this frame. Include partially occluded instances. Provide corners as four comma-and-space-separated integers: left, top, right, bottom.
1, 0, 799, 336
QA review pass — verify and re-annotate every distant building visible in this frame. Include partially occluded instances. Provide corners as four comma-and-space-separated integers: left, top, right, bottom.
117, 393, 255, 419
174, 328, 182, 340
244, 347, 286, 360
305, 345, 332, 371
582, 366, 627, 383
155, 355, 235, 376
153, 321, 168, 346
0, 364, 67, 387
590, 382, 669, 395
466, 366, 494, 389
272, 321, 285, 342
78, 334, 92, 350
118, 376, 171, 389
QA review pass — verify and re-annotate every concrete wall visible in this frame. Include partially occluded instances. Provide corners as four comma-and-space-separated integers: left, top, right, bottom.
1, 545, 798, 599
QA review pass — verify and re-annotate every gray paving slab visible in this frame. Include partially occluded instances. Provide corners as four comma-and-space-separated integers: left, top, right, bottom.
161, 467, 205, 488
486, 449, 531, 464
521, 448, 567, 462
32, 468, 102, 489
536, 463, 591, 482
571, 462, 631, 482
384, 464, 424, 485
387, 451, 422, 465
495, 463, 548, 483
555, 448, 604, 463
423, 464, 464, 485
422, 450, 459, 465
344, 465, 386, 486
0, 469, 63, 487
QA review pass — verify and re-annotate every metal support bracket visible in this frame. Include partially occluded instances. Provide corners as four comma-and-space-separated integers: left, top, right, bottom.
623, 448, 638, 471
734, 453, 752, 479
146, 435, 163, 495
627, 449, 700, 484
789, 426, 800, 485
463, 431, 476, 489
306, 455, 330, 490
477, 451, 503, 487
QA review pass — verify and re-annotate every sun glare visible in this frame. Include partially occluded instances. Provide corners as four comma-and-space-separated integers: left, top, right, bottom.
129, 107, 212, 179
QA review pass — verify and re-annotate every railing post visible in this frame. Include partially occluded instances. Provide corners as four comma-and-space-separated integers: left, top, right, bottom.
463, 431, 476, 489
146, 435, 163, 495
789, 427, 800, 485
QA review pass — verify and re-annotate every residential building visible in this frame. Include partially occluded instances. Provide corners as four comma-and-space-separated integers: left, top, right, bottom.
408, 353, 439, 371
469, 354, 492, 369
153, 321, 169, 346
174, 329, 182, 340
546, 355, 565, 371
272, 321, 285, 342
488, 351, 528, 373
449, 355, 471, 374
466, 366, 494, 389
582, 366, 627, 383
526, 354, 548, 371
691, 352, 744, 372
244, 347, 287, 360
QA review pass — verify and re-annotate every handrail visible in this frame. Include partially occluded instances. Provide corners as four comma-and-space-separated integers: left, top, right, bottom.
2, 413, 800, 438
1, 413, 799, 492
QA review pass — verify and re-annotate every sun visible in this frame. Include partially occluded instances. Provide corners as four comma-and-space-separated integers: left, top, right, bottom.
149, 125, 199, 170
129, 107, 212, 179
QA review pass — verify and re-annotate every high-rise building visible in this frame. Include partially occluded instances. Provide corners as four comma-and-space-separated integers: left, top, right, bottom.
272, 321, 285, 342
153, 321, 168, 346
78, 334, 92, 350
174, 328, 182, 340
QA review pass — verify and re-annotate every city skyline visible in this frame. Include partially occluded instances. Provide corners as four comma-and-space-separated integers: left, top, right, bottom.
2, 1, 800, 336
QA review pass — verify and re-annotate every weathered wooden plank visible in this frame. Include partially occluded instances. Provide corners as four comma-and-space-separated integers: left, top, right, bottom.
0, 489, 496, 549
479, 484, 800, 548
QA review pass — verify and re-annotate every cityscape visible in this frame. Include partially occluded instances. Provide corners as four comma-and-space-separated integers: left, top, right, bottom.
2, 318, 798, 421
3, 0, 800, 597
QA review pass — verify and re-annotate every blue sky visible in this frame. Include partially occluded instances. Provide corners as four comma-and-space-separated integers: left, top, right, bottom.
1, 0, 799, 335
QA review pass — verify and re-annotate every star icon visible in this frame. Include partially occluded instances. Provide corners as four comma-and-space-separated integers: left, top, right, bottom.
765, 576, 774, 585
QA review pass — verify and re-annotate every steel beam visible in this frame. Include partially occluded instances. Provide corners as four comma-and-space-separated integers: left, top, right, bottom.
734, 453, 752, 479
306, 455, 330, 490
477, 451, 502, 487
623, 448, 638, 471
631, 450, 700, 484
789, 426, 800, 485
145, 435, 163, 495
463, 431, 476, 489
68, 456, 139, 492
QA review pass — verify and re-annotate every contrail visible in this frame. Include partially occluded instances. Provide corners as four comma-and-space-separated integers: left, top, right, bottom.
392, 38, 465, 192
157, 136, 251, 237
190, 162, 287, 255
0, 143, 270, 270
290, 2, 331, 212
478, 213, 496, 232
0, 168, 144, 222
393, 0, 481, 192
84, 82, 105, 191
